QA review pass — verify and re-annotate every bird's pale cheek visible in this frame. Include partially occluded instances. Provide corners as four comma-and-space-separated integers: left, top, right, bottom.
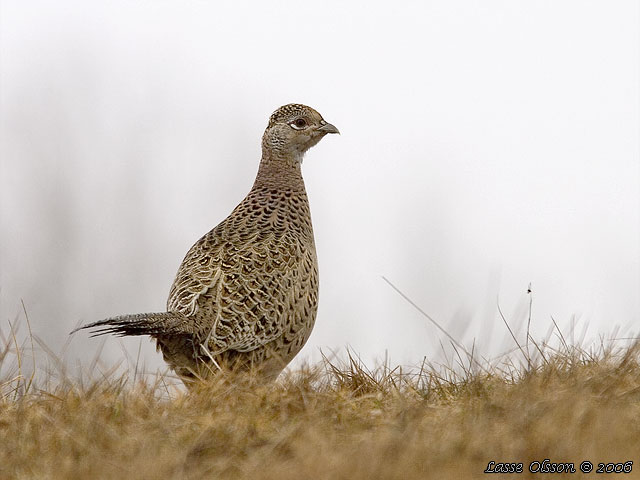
296, 134, 312, 150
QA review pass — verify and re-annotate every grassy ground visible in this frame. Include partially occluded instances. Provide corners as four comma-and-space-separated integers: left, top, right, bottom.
1, 322, 639, 480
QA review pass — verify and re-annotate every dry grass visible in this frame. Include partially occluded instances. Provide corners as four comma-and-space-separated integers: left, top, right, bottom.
1, 320, 640, 480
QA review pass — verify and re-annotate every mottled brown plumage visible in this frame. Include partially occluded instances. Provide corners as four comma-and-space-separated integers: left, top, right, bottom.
74, 104, 339, 385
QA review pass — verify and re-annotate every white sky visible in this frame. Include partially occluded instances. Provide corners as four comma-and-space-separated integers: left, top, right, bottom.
1, 0, 638, 376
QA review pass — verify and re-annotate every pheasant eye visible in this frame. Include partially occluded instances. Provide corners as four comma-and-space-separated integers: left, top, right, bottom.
291, 118, 308, 130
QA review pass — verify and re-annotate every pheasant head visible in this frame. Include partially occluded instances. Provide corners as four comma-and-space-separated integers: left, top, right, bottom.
262, 104, 339, 164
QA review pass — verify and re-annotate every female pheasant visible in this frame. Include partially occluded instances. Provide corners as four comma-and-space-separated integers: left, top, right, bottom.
74, 104, 339, 385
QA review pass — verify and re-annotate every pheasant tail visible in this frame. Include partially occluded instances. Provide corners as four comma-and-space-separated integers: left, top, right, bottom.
72, 312, 190, 338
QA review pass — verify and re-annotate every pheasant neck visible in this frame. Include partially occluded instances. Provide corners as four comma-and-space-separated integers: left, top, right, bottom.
254, 150, 306, 191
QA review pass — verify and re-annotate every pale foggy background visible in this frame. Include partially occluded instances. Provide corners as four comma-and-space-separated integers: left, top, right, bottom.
1, 1, 638, 378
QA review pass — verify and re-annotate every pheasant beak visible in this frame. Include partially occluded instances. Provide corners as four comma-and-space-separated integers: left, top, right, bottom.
317, 122, 340, 134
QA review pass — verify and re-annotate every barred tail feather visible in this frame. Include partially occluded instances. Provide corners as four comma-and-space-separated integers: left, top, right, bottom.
71, 312, 190, 338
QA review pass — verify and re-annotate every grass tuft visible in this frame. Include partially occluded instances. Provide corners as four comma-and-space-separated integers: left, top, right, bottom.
1, 317, 639, 479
